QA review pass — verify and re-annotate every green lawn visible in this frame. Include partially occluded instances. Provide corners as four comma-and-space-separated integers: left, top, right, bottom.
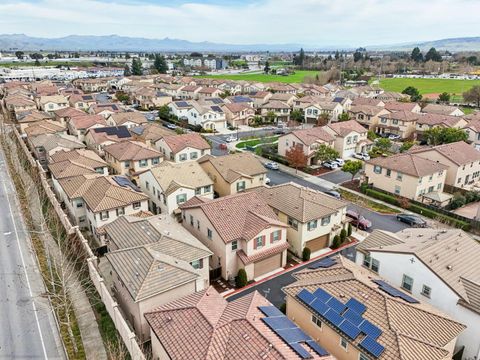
379, 78, 480, 95
236, 136, 279, 149
198, 70, 321, 84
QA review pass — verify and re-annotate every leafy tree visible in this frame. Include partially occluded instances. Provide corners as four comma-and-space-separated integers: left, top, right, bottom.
467, 55, 478, 65
123, 64, 131, 76
367, 130, 378, 141
115, 91, 130, 103
30, 52, 43, 60
399, 141, 415, 152
438, 92, 450, 103
190, 52, 202, 57
402, 86, 422, 102
331, 235, 341, 249
265, 111, 276, 124
338, 112, 350, 121
315, 144, 339, 163
15, 51, 24, 60
334, 50, 340, 60
158, 104, 171, 120
347, 223, 352, 236
131, 57, 143, 75
410, 47, 423, 62
425, 47, 442, 62
302, 247, 311, 261
154, 54, 168, 74
298, 48, 305, 66
316, 112, 330, 126
251, 115, 263, 126
463, 85, 480, 107
424, 127, 467, 145
235, 268, 248, 288
375, 138, 392, 153
342, 160, 363, 180
219, 90, 231, 99
290, 109, 304, 123
353, 51, 363, 62
34, 59, 41, 66
340, 229, 347, 242
125, 53, 131, 59
264, 60, 270, 74
286, 145, 308, 173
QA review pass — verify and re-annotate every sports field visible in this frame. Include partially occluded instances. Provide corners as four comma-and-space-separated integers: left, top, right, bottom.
379, 78, 480, 95
198, 70, 321, 83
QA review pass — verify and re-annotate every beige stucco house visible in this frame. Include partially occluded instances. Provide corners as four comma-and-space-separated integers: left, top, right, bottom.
376, 111, 419, 139
323, 120, 372, 159
154, 133, 211, 162
348, 105, 391, 130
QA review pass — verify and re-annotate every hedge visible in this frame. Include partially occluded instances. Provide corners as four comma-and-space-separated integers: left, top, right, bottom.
365, 189, 400, 206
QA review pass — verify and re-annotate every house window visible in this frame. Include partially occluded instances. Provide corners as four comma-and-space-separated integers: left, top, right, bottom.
124, 160, 130, 168
179, 154, 187, 161
340, 337, 348, 350
232, 240, 238, 251
197, 220, 200, 230
190, 215, 194, 226
353, 135, 358, 143
437, 183, 442, 190
386, 169, 391, 177
396, 172, 403, 181
418, 177, 423, 184
133, 202, 141, 210
346, 137, 352, 145
190, 152, 198, 159
307, 220, 318, 231
76, 201, 83, 208
145, 181, 150, 190
321, 215, 331, 226
204, 185, 211, 193
116, 207, 125, 216
139, 159, 148, 167
458, 177, 462, 184
79, 216, 86, 223
176, 193, 187, 204
394, 185, 401, 194
95, 167, 104, 174
371, 258, 380, 273
373, 165, 382, 174
236, 181, 246, 192
191, 258, 203, 270
152, 157, 160, 165
428, 186, 434, 193
100, 211, 109, 221
363, 254, 371, 268
271, 230, 281, 242
207, 228, 213, 239
255, 236, 264, 249
311, 315, 322, 328
195, 188, 202, 195
288, 217, 298, 230
402, 274, 414, 292
429, 175, 433, 181
421, 285, 432, 298
359, 354, 369, 360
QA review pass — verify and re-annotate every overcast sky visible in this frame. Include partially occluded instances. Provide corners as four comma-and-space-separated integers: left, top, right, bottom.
1, 0, 479, 47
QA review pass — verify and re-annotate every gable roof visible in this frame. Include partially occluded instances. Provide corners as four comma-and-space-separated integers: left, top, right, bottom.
409, 141, 480, 166
382, 110, 420, 122
367, 153, 448, 177
49, 149, 107, 179
384, 101, 419, 112
109, 111, 148, 126
325, 119, 367, 136
24, 119, 66, 137
160, 133, 210, 153
53, 107, 85, 119
104, 140, 162, 161
423, 104, 464, 116
180, 192, 286, 243
86, 126, 132, 145
69, 114, 107, 130
349, 105, 388, 116
287, 127, 335, 146
417, 113, 465, 127
198, 152, 266, 183
129, 123, 174, 142
30, 133, 85, 153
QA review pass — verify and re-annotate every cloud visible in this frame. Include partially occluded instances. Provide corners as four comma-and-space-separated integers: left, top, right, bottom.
0, 0, 479, 46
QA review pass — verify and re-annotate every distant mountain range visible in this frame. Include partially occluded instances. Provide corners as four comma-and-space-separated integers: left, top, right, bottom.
1, 34, 480, 52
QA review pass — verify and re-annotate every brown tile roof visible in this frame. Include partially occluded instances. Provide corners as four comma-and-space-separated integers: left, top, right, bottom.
384, 101, 419, 112
423, 104, 463, 116
222, 102, 253, 113
349, 105, 387, 116
30, 133, 85, 153
16, 110, 52, 123
24, 120, 66, 137
104, 140, 162, 161
261, 100, 290, 110
409, 141, 480, 166
90, 103, 122, 114
69, 114, 107, 130
270, 93, 297, 101
109, 111, 148, 126
249, 91, 271, 99
325, 119, 367, 137
145, 287, 332, 360
237, 242, 290, 265
161, 133, 210, 153
130, 123, 174, 142
351, 97, 384, 107
86, 126, 133, 145
58, 175, 148, 212
197, 87, 219, 94
53, 107, 85, 119
39, 95, 68, 106
382, 110, 420, 122
49, 149, 107, 179
464, 119, 480, 132
180, 192, 286, 243
147, 161, 213, 196
251, 183, 347, 222
5, 95, 36, 107
367, 153, 448, 177
284, 256, 466, 360
287, 127, 335, 146
198, 152, 266, 183
417, 113, 464, 127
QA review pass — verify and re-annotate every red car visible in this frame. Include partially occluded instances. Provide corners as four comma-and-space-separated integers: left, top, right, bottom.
346, 210, 372, 230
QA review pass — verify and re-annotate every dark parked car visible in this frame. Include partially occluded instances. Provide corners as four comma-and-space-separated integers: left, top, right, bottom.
273, 129, 286, 135
346, 210, 372, 230
396, 213, 427, 227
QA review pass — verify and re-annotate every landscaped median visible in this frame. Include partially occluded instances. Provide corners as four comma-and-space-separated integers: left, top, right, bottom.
235, 135, 279, 150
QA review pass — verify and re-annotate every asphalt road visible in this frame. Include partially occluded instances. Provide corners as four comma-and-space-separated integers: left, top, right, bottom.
0, 148, 65, 359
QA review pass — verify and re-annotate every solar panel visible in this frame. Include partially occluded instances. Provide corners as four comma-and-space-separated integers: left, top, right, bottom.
290, 343, 313, 359
211, 105, 223, 113
277, 328, 310, 344
323, 309, 343, 327
343, 309, 364, 327
338, 319, 361, 340
175, 101, 189, 107
359, 320, 382, 340
359, 336, 385, 358
373, 280, 419, 304
262, 316, 296, 331
310, 299, 329, 316
345, 297, 367, 315
326, 296, 346, 314
112, 176, 141, 192
306, 340, 329, 356
258, 306, 284, 318
211, 98, 224, 104
297, 289, 316, 305
308, 257, 337, 269
313, 288, 332, 303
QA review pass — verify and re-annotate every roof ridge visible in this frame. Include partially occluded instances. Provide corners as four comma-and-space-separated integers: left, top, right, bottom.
395, 332, 450, 358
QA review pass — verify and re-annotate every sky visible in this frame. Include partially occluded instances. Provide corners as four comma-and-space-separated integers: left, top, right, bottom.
1, 0, 480, 47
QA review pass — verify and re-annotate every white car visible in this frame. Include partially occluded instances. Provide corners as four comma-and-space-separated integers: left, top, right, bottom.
265, 177, 271, 185
353, 153, 370, 161
333, 158, 345, 166
225, 136, 237, 143
323, 161, 339, 169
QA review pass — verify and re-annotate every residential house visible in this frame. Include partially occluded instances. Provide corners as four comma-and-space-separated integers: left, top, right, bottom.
155, 133, 211, 162
376, 111, 419, 139
84, 126, 133, 155
4, 95, 37, 116
224, 95, 254, 108
38, 95, 69, 114
198, 152, 267, 196
68, 94, 97, 111
67, 114, 108, 142
23, 119, 67, 137
304, 101, 343, 123
278, 127, 335, 165
106, 111, 148, 129
374, 91, 408, 102
103, 140, 162, 177
28, 133, 86, 167
139, 161, 213, 215
351, 97, 385, 107
356, 228, 480, 360
196, 87, 223, 100
409, 141, 480, 189
89, 103, 123, 118
178, 85, 202, 100
16, 110, 53, 132
132, 87, 172, 110
416, 113, 468, 139
57, 174, 148, 235
365, 153, 449, 202
269, 93, 298, 106
53, 107, 85, 125
221, 103, 255, 127
260, 100, 291, 123
463, 119, 480, 150
252, 183, 348, 257
145, 287, 333, 360
423, 103, 465, 117
384, 101, 421, 113
249, 91, 272, 108
187, 101, 227, 130
323, 120, 372, 158
128, 123, 175, 147
180, 192, 289, 281
104, 214, 212, 342
283, 255, 465, 360
348, 105, 390, 130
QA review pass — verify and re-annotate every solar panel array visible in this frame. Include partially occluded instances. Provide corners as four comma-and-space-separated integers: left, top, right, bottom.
210, 105, 223, 113
372, 280, 419, 304
209, 97, 224, 104
93, 126, 131, 138
258, 306, 329, 359
112, 176, 142, 192
308, 257, 337, 269
296, 289, 385, 358
233, 96, 252, 103
175, 101, 190, 107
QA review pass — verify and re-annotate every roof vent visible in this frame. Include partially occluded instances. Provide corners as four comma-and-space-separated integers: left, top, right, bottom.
242, 333, 250, 341
166, 316, 172, 322
447, 265, 453, 270
135, 272, 140, 277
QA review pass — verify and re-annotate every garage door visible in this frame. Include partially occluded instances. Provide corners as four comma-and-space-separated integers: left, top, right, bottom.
254, 253, 282, 278
306, 234, 330, 253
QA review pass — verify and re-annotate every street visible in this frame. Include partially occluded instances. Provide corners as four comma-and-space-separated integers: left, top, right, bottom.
0, 147, 65, 359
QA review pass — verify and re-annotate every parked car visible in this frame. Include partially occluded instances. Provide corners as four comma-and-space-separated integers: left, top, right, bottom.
166, 123, 177, 130
346, 210, 372, 230
324, 190, 341, 199
333, 158, 345, 166
265, 177, 271, 185
323, 161, 339, 169
273, 129, 286, 135
361, 152, 370, 161
396, 213, 427, 227
388, 134, 401, 140
353, 153, 370, 161
264, 162, 279, 170
225, 135, 237, 143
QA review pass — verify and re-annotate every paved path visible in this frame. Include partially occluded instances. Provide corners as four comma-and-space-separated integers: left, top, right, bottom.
0, 147, 66, 360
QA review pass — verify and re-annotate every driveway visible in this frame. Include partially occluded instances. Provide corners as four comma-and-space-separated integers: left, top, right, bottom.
318, 169, 358, 185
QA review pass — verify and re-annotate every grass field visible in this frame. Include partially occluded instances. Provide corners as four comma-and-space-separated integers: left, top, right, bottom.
379, 78, 480, 95
198, 70, 321, 83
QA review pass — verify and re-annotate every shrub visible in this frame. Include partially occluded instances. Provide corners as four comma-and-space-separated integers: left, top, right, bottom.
365, 189, 400, 206
347, 223, 352, 236
302, 247, 311, 261
235, 268, 248, 288
450, 192, 466, 210
331, 235, 341, 249
397, 197, 410, 209
340, 229, 347, 242
279, 303, 286, 314
465, 191, 477, 203
360, 182, 369, 194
